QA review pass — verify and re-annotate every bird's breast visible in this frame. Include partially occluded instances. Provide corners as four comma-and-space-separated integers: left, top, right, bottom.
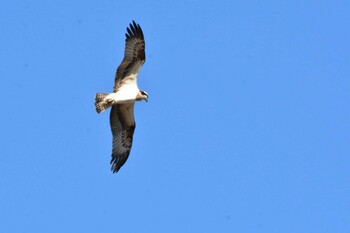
112, 83, 140, 104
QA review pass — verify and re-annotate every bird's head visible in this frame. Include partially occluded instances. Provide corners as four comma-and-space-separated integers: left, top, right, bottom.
139, 90, 148, 102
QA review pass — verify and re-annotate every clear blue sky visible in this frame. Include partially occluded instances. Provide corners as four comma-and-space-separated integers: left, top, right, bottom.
1, 0, 349, 232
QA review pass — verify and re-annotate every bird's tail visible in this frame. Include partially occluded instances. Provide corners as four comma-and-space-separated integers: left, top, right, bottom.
95, 93, 111, 113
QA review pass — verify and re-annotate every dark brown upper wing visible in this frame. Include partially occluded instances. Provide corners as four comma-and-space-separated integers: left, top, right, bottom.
109, 104, 136, 173
114, 21, 146, 92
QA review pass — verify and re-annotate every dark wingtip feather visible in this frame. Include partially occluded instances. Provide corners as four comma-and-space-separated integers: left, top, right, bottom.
132, 21, 138, 32
139, 25, 144, 39
126, 27, 132, 37
110, 155, 129, 173
125, 20, 144, 40
130, 22, 136, 34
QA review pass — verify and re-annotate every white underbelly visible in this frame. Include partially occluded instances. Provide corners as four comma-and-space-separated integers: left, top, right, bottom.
109, 83, 139, 104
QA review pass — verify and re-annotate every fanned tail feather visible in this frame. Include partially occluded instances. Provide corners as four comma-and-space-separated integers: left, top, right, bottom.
95, 93, 111, 113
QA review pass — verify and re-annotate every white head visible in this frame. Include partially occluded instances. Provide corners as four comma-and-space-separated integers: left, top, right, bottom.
137, 90, 148, 102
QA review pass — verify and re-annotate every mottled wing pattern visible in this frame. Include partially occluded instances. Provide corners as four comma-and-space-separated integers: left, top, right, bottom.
114, 21, 146, 92
109, 104, 136, 173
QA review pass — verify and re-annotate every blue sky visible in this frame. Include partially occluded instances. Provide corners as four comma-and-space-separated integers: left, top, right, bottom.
1, 0, 349, 232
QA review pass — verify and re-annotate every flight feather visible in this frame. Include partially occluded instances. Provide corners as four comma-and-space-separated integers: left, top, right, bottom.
114, 21, 146, 92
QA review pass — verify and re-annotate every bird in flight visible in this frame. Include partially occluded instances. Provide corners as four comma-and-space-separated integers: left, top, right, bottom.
95, 21, 148, 173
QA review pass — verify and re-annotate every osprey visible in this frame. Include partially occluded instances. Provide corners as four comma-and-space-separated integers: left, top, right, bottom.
95, 21, 148, 173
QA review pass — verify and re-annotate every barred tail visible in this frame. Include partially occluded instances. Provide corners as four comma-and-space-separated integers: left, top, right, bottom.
95, 93, 111, 113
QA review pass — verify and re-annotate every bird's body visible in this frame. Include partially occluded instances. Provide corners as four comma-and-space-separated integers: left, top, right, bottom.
99, 82, 140, 106
95, 21, 147, 173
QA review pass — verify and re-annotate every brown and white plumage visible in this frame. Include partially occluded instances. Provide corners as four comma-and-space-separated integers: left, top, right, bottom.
114, 21, 145, 92
94, 21, 148, 173
110, 104, 135, 173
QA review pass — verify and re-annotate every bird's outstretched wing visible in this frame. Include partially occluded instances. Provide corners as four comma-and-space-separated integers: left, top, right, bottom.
109, 104, 136, 173
114, 21, 146, 92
